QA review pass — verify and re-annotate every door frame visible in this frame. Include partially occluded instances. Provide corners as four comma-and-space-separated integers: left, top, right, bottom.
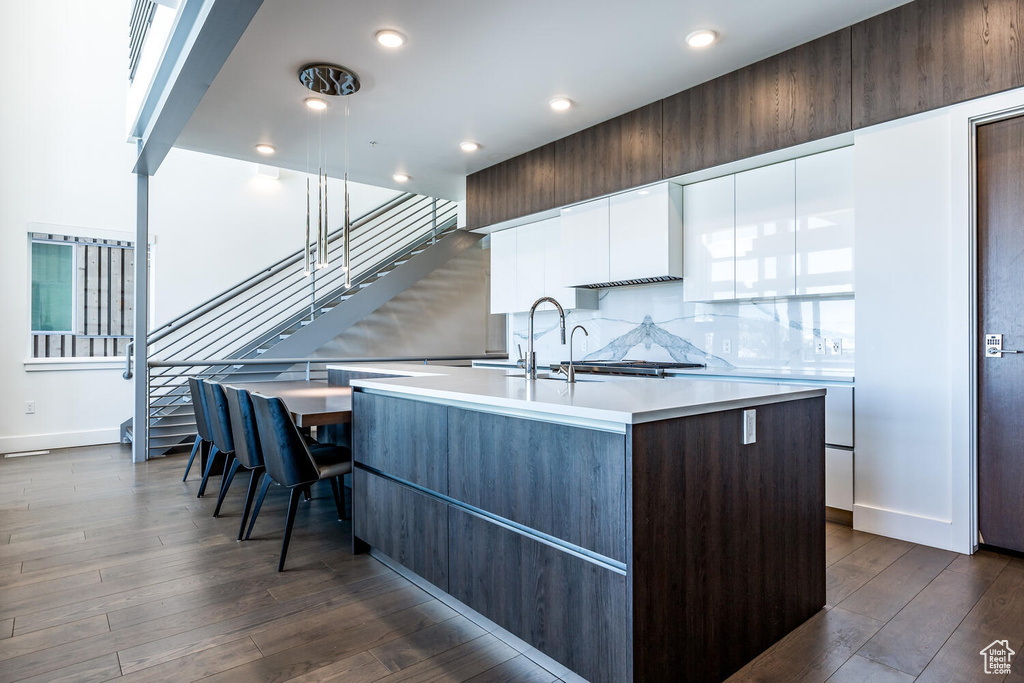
967, 104, 1024, 552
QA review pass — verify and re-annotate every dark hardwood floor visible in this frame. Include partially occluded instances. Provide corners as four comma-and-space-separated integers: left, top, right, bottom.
0, 444, 1021, 682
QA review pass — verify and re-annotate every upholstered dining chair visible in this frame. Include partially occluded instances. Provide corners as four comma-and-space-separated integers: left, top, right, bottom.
185, 377, 215, 484
222, 385, 267, 541
248, 392, 350, 571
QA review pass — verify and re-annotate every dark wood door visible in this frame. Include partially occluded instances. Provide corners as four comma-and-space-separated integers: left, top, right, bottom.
977, 116, 1024, 553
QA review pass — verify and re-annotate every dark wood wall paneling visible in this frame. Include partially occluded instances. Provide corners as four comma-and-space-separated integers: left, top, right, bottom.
466, 0, 1024, 227
554, 101, 663, 206
852, 0, 1024, 128
663, 29, 852, 176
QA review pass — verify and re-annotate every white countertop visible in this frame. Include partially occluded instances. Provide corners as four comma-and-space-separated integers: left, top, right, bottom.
331, 362, 826, 428
472, 359, 854, 383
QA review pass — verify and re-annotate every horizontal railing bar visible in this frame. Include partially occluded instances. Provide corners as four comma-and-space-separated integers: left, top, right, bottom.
149, 354, 503, 368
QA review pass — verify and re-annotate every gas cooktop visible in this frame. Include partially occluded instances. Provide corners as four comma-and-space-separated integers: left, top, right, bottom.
550, 359, 705, 377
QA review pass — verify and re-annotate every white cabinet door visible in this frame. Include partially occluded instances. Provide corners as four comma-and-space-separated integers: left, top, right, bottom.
608, 183, 683, 282
735, 160, 796, 299
515, 220, 547, 310
824, 384, 854, 448
539, 217, 590, 309
489, 228, 517, 314
796, 147, 855, 295
560, 198, 610, 287
825, 447, 854, 511
682, 176, 736, 301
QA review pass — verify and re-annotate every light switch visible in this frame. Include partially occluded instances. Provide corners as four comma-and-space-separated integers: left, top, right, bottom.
743, 409, 756, 445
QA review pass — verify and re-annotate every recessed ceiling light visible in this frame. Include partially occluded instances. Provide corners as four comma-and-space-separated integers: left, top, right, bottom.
549, 97, 572, 111
376, 29, 406, 48
304, 97, 328, 110
637, 189, 650, 195
255, 143, 275, 155
686, 29, 718, 48
460, 141, 481, 152
392, 173, 411, 183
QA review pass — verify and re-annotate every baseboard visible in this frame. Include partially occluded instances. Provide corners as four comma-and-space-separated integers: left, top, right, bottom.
826, 506, 853, 527
0, 428, 121, 455
853, 503, 955, 550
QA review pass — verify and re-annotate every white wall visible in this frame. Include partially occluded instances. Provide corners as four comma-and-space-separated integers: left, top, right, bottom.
0, 1, 401, 453
854, 86, 1024, 554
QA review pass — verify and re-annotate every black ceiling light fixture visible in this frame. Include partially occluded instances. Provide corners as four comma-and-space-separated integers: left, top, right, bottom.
298, 63, 360, 286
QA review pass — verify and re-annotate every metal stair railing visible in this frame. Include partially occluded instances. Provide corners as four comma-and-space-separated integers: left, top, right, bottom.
134, 192, 460, 457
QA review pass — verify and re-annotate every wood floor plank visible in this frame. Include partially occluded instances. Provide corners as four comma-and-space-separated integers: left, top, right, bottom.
114, 636, 263, 683
249, 582, 431, 657
857, 568, 994, 676
275, 650, 391, 683
725, 607, 884, 682
371, 635, 520, 683
12, 652, 122, 683
838, 544, 956, 621
463, 654, 560, 683
369, 615, 488, 673
0, 614, 109, 663
194, 600, 457, 683
825, 654, 916, 683
947, 549, 1012, 582
20, 535, 165, 574
826, 537, 914, 606
0, 619, 12, 640
916, 565, 1024, 683
116, 572, 412, 674
826, 528, 878, 567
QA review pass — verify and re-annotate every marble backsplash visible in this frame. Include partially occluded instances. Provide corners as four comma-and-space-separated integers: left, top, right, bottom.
508, 281, 854, 371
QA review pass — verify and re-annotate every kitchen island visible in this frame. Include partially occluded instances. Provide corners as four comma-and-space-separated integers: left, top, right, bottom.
329, 363, 826, 683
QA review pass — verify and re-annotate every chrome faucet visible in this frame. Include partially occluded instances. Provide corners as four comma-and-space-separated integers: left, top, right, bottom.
567, 325, 588, 383
526, 297, 566, 379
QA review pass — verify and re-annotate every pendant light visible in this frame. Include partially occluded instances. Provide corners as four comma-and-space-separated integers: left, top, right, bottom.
298, 63, 361, 281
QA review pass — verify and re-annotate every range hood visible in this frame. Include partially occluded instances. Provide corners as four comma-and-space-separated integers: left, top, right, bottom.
577, 274, 683, 289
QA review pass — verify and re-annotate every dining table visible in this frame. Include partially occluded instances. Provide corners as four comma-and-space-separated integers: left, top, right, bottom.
222, 380, 352, 429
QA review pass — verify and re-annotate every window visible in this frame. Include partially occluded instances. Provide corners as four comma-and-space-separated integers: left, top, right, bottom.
30, 233, 135, 358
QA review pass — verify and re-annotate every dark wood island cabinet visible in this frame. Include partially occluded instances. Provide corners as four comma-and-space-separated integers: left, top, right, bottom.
337, 366, 825, 682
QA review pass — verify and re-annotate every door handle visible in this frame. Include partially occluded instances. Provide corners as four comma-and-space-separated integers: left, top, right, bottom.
985, 333, 1022, 357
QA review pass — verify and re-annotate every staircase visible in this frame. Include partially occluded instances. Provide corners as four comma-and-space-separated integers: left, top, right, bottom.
125, 192, 481, 457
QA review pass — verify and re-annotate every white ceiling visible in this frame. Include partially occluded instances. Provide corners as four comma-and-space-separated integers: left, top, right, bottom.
175, 0, 909, 200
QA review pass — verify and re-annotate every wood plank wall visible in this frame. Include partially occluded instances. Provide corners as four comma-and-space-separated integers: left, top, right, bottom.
31, 233, 135, 359
465, 0, 1024, 229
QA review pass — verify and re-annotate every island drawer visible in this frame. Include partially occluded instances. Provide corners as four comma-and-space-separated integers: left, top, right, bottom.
352, 392, 448, 493
353, 468, 449, 591
448, 408, 627, 562
447, 507, 629, 683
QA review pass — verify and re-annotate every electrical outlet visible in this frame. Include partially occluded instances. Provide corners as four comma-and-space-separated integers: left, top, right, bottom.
830, 339, 843, 355
723, 339, 732, 354
24, 401, 35, 415
815, 340, 826, 355
743, 409, 757, 445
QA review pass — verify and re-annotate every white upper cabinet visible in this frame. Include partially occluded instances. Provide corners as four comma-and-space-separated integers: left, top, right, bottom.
489, 218, 597, 314
735, 160, 796, 299
514, 220, 547, 308
608, 183, 683, 282
489, 228, 518, 314
795, 147, 854, 295
560, 198, 610, 287
682, 176, 736, 301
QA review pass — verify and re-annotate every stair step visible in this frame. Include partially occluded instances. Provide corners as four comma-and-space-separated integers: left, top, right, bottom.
148, 414, 196, 426
256, 348, 267, 354
146, 427, 197, 439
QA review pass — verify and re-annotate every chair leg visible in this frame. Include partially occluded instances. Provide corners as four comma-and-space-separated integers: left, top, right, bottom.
197, 445, 219, 498
279, 487, 303, 572
328, 476, 344, 521
183, 437, 202, 482
213, 455, 241, 518
303, 488, 312, 502
245, 474, 273, 540
237, 469, 262, 541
